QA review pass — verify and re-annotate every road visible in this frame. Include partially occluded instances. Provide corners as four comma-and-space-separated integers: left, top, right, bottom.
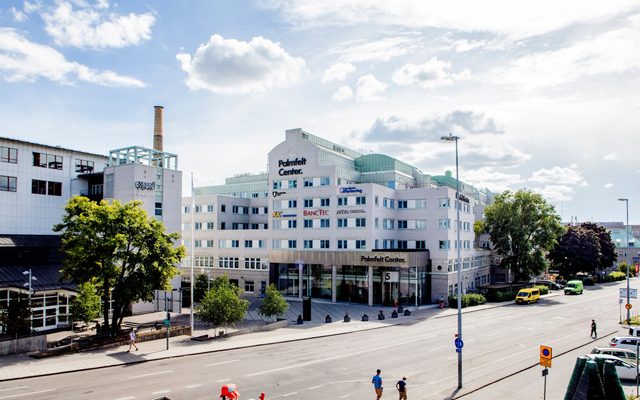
0, 280, 634, 400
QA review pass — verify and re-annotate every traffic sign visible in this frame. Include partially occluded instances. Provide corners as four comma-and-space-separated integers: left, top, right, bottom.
540, 345, 552, 368
455, 338, 464, 349
626, 303, 633, 310
620, 288, 638, 299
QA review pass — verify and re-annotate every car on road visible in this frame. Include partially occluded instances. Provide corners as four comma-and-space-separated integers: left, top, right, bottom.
515, 288, 541, 304
609, 336, 640, 352
591, 347, 638, 364
586, 354, 639, 380
564, 280, 584, 295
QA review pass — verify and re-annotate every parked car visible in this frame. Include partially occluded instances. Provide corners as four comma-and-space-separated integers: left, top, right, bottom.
515, 288, 541, 304
586, 354, 639, 380
609, 336, 640, 352
564, 280, 584, 295
591, 347, 638, 364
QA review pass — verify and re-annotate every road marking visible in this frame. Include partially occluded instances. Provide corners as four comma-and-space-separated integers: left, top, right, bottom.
308, 385, 323, 390
185, 384, 203, 389
0, 390, 55, 400
282, 392, 298, 397
215, 378, 230, 383
0, 388, 27, 393
151, 390, 171, 395
114, 397, 135, 400
339, 395, 352, 398
206, 359, 240, 367
128, 370, 172, 379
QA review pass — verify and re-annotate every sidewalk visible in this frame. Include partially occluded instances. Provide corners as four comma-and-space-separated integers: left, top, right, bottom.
0, 295, 542, 382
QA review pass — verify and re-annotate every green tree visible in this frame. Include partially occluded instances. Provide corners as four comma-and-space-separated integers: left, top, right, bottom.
193, 273, 210, 303
54, 197, 185, 336
70, 282, 101, 328
483, 189, 564, 281
258, 284, 288, 321
580, 222, 617, 268
549, 223, 618, 277
0, 296, 31, 338
618, 262, 636, 277
196, 275, 248, 332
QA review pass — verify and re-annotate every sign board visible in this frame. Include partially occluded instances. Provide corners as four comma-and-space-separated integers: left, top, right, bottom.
620, 288, 638, 299
540, 345, 552, 368
455, 338, 464, 349
626, 303, 633, 310
384, 271, 400, 283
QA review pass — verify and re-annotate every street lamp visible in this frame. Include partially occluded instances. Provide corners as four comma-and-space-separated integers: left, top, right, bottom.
619, 198, 630, 324
441, 132, 463, 389
190, 172, 195, 336
22, 269, 37, 332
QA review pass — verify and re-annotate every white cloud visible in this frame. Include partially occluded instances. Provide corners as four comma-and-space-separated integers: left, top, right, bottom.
392, 57, 471, 89
332, 85, 353, 102
602, 152, 618, 161
41, 1, 155, 49
355, 74, 387, 102
260, 1, 638, 41
176, 34, 305, 94
10, 7, 28, 22
494, 15, 640, 91
461, 167, 525, 193
529, 164, 587, 187
0, 28, 145, 87
604, 183, 614, 189
23, 1, 42, 14
534, 185, 575, 203
321, 62, 355, 83
331, 36, 419, 63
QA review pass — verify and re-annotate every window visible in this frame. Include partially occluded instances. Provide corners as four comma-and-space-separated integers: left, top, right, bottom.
221, 204, 226, 212
207, 222, 215, 230
220, 222, 226, 230
439, 219, 450, 229
288, 180, 297, 189
1, 146, 17, 163
320, 198, 330, 206
375, 218, 379, 228
356, 218, 366, 227
304, 219, 313, 228
398, 200, 408, 209
338, 218, 347, 228
338, 197, 347, 206
206, 240, 214, 248
383, 219, 394, 229
320, 219, 330, 228
304, 178, 314, 187
208, 204, 215, 212
244, 281, 254, 293
155, 202, 162, 216
304, 199, 313, 208
48, 154, 63, 169
232, 205, 239, 213
416, 220, 426, 230
398, 220, 408, 229
75, 159, 94, 173
0, 176, 16, 192
439, 198, 450, 208
194, 222, 202, 230
356, 240, 366, 249
415, 199, 426, 208
195, 240, 202, 248
272, 240, 281, 249
245, 240, 253, 248
320, 240, 330, 249
416, 240, 426, 249
356, 196, 366, 205
397, 240, 408, 249
232, 240, 240, 248
288, 240, 297, 249
375, 196, 379, 206
258, 240, 265, 248
337, 240, 347, 249
304, 240, 313, 249
31, 179, 46, 195
288, 220, 297, 229
273, 181, 282, 189
439, 240, 450, 250
183, 206, 190, 213
287, 200, 297, 208
33, 152, 47, 168
320, 177, 330, 186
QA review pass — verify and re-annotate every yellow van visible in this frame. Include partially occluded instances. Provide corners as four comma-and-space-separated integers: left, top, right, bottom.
515, 288, 541, 304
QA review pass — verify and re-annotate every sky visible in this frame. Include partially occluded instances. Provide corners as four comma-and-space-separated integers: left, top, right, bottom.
1, 0, 639, 223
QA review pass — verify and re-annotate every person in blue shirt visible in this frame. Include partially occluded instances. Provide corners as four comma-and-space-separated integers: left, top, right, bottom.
372, 369, 383, 399
396, 377, 407, 399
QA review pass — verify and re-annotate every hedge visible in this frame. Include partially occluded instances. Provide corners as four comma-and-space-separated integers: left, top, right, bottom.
533, 285, 549, 295
603, 271, 626, 282
448, 293, 487, 308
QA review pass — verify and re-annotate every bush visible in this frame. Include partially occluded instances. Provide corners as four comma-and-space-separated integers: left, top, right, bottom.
448, 293, 487, 308
606, 271, 627, 282
485, 289, 520, 302
534, 285, 549, 295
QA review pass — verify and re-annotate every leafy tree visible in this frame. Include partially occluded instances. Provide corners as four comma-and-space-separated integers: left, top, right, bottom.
54, 197, 185, 336
70, 282, 101, 328
258, 284, 288, 321
193, 273, 211, 303
0, 296, 31, 338
580, 222, 617, 268
196, 275, 248, 332
618, 262, 637, 277
549, 223, 618, 277
483, 189, 564, 281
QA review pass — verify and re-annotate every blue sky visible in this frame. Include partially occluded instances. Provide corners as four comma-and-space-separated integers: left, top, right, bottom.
1, 0, 639, 223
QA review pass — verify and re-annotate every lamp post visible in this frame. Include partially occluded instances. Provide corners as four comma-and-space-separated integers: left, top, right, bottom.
441, 132, 463, 389
190, 172, 195, 336
619, 198, 630, 324
22, 269, 37, 332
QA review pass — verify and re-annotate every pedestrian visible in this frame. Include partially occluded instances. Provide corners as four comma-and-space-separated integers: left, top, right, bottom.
396, 377, 408, 399
591, 319, 597, 339
372, 369, 383, 399
127, 328, 139, 352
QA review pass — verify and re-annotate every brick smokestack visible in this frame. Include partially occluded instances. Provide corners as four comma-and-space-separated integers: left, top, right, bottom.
153, 105, 164, 151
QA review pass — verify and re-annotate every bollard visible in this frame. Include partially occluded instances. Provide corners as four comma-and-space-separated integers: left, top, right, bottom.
325, 314, 332, 323
362, 314, 369, 321
344, 313, 351, 322
404, 309, 411, 316
378, 310, 385, 320
398, 306, 404, 313
391, 310, 398, 318
297, 314, 303, 325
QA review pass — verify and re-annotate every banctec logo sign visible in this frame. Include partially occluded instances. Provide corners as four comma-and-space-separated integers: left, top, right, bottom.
135, 181, 156, 190
340, 186, 363, 193
360, 255, 407, 264
278, 157, 306, 176
303, 209, 329, 216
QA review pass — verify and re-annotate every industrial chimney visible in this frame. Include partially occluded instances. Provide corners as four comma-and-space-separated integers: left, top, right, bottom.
153, 105, 163, 152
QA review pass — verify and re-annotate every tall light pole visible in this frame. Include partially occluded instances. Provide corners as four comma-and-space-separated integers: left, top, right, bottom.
441, 132, 463, 389
22, 269, 37, 332
619, 198, 630, 324
190, 172, 195, 336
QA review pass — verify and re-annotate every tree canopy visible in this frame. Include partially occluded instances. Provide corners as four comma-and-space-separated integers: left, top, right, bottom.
54, 197, 185, 336
258, 284, 288, 321
70, 282, 101, 326
193, 273, 211, 303
196, 275, 249, 329
0, 295, 31, 338
548, 222, 617, 276
483, 189, 564, 281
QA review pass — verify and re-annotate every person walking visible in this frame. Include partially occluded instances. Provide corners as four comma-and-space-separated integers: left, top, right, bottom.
591, 319, 597, 339
127, 328, 139, 352
396, 377, 408, 399
372, 369, 383, 399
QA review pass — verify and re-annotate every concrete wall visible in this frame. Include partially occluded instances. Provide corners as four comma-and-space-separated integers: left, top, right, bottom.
0, 335, 47, 355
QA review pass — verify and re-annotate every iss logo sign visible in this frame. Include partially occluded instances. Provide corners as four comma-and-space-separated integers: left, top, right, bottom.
134, 181, 156, 190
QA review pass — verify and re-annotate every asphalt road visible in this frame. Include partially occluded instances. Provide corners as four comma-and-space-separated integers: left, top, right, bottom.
0, 279, 633, 400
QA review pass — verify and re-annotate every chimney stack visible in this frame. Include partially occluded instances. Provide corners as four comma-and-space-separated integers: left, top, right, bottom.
153, 105, 164, 152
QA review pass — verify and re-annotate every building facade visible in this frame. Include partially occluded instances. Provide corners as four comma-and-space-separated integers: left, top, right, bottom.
183, 129, 493, 306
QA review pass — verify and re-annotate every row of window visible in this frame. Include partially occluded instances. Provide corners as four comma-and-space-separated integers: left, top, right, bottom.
188, 238, 475, 251
273, 177, 331, 189
193, 256, 267, 270
438, 240, 473, 250
1, 146, 95, 173
1, 176, 63, 196
183, 204, 269, 215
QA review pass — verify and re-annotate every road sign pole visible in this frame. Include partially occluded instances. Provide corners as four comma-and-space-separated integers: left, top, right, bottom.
543, 368, 548, 400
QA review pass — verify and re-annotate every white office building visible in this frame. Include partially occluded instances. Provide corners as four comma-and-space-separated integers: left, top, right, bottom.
183, 128, 494, 307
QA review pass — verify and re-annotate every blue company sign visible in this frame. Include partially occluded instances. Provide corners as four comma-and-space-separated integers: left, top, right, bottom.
340, 186, 363, 193
455, 338, 464, 349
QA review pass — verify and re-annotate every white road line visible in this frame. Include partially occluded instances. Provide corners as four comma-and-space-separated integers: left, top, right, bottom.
339, 395, 352, 398
114, 397, 135, 400
185, 384, 203, 389
0, 388, 27, 393
215, 378, 230, 383
206, 360, 240, 367
282, 392, 298, 397
151, 390, 171, 395
308, 385, 323, 390
127, 370, 173, 379
0, 389, 54, 399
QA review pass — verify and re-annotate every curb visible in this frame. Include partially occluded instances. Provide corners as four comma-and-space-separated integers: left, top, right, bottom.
435, 292, 561, 319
